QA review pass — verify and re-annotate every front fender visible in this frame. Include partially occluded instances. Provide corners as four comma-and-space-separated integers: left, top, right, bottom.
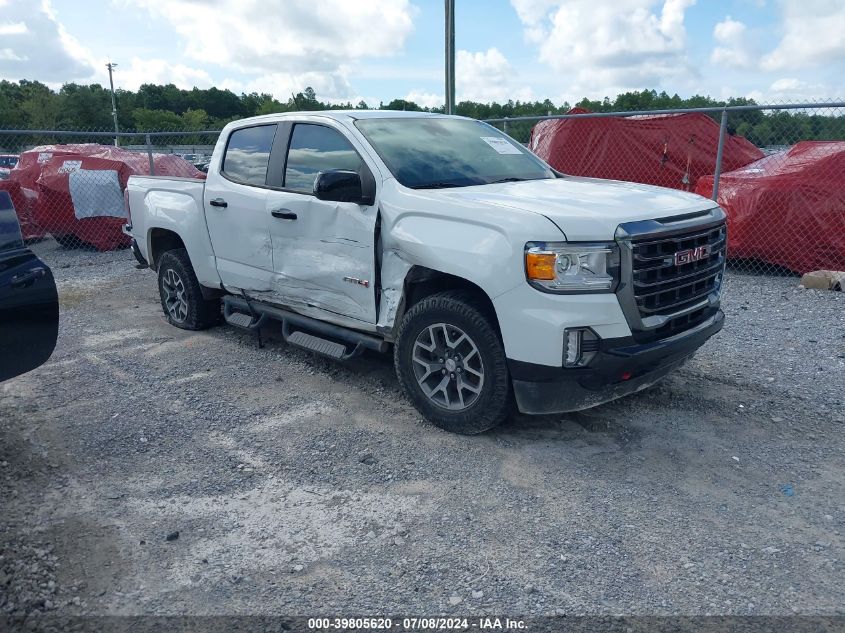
376, 179, 569, 357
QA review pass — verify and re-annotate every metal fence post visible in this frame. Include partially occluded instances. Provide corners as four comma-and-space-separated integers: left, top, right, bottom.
503, 117, 509, 136
711, 108, 728, 201
145, 133, 155, 176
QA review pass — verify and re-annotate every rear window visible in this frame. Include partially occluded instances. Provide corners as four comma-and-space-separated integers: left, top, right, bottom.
0, 192, 23, 253
222, 125, 276, 186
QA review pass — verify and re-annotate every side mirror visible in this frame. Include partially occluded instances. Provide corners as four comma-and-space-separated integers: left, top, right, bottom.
313, 170, 373, 205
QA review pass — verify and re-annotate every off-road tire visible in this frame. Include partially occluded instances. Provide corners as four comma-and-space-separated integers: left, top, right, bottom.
394, 290, 512, 434
157, 248, 220, 330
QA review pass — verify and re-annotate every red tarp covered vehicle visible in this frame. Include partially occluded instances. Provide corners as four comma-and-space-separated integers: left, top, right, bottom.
0, 179, 44, 241
10, 144, 203, 251
529, 108, 764, 192
696, 141, 845, 274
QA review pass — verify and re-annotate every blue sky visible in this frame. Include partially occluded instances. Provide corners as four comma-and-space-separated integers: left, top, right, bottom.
1, 0, 843, 107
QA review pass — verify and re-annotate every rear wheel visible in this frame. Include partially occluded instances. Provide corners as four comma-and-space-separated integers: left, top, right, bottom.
157, 249, 220, 330
394, 290, 512, 434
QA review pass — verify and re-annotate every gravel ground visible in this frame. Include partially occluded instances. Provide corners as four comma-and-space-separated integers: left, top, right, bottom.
1, 241, 843, 619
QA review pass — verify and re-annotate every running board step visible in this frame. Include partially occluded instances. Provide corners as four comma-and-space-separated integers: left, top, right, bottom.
222, 295, 387, 359
286, 330, 347, 359
224, 310, 260, 329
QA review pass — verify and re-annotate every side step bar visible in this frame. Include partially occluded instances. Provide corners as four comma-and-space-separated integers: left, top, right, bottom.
222, 295, 388, 361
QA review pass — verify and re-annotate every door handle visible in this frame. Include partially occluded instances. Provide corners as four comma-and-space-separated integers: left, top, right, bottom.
209, 198, 228, 208
11, 267, 46, 289
271, 209, 297, 220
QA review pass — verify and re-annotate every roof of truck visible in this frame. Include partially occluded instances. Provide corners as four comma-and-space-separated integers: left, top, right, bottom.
327, 110, 448, 119
225, 110, 456, 129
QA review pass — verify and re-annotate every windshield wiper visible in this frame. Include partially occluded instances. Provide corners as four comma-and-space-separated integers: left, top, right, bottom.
410, 182, 467, 190
489, 177, 530, 184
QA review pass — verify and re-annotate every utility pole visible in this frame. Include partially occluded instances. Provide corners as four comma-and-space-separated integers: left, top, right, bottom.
444, 0, 455, 115
106, 62, 119, 146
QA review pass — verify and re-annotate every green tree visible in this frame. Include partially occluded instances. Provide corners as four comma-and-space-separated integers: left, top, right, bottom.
132, 108, 183, 131
180, 108, 209, 130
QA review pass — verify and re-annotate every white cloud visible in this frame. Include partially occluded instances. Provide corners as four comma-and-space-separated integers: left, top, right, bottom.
0, 0, 95, 83
0, 21, 28, 35
765, 77, 830, 99
402, 48, 533, 107
710, 16, 753, 68
457, 48, 534, 103
221, 71, 357, 102
770, 78, 806, 92
510, 0, 560, 43
403, 90, 443, 109
510, 0, 697, 100
125, 0, 416, 99
762, 0, 845, 71
117, 58, 215, 92
744, 77, 834, 103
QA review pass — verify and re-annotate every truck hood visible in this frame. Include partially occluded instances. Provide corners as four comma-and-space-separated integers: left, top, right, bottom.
435, 176, 717, 241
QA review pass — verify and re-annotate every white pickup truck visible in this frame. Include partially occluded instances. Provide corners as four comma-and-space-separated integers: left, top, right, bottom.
126, 111, 726, 434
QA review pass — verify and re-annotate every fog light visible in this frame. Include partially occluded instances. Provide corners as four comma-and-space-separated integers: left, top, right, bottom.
563, 328, 599, 367
564, 330, 581, 366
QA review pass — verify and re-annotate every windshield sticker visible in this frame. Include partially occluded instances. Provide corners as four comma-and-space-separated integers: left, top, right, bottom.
480, 136, 522, 155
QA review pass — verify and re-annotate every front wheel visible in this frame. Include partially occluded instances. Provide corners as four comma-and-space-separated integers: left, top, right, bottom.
157, 248, 220, 330
394, 290, 512, 434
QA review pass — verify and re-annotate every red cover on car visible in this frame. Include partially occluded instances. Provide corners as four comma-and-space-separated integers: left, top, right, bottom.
10, 144, 202, 251
0, 179, 44, 241
529, 109, 764, 192
696, 141, 845, 273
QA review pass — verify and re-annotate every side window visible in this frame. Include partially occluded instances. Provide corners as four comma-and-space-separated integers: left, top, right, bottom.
222, 124, 276, 186
284, 124, 363, 193
0, 193, 23, 253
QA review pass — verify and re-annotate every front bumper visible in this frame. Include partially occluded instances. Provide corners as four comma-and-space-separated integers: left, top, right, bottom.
510, 309, 724, 414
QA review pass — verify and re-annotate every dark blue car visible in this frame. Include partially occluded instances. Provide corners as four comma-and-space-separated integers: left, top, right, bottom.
0, 191, 58, 381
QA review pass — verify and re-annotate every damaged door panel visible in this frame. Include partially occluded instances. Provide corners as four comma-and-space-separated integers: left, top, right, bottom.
266, 191, 377, 323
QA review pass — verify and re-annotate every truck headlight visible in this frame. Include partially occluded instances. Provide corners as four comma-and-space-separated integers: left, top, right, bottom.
525, 242, 620, 293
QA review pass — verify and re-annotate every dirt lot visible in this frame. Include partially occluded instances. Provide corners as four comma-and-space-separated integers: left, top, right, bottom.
1, 242, 843, 618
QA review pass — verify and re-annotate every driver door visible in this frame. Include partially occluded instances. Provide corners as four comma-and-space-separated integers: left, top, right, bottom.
0, 192, 58, 382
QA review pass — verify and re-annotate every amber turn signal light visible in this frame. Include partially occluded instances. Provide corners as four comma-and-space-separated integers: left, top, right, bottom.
525, 251, 556, 280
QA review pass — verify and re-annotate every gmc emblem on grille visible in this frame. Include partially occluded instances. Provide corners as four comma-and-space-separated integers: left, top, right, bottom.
674, 245, 711, 266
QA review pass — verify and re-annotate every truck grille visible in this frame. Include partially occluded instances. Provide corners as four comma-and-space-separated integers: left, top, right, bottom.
632, 223, 726, 315
616, 209, 727, 343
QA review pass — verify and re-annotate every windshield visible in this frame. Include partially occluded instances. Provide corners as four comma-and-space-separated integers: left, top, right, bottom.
355, 117, 554, 189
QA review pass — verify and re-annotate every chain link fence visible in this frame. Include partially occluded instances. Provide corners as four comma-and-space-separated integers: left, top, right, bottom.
487, 101, 845, 276
0, 130, 221, 250
2, 102, 844, 278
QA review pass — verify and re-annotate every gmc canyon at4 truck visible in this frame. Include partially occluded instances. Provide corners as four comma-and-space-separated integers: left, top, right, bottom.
126, 111, 726, 434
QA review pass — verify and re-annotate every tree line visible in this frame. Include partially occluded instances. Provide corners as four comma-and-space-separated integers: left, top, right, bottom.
0, 80, 842, 147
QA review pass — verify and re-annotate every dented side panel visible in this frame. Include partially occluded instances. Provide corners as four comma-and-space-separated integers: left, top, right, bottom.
263, 194, 378, 325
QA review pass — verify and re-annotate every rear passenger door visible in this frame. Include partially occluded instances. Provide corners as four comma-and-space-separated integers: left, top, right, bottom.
204, 123, 277, 290
266, 122, 379, 325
